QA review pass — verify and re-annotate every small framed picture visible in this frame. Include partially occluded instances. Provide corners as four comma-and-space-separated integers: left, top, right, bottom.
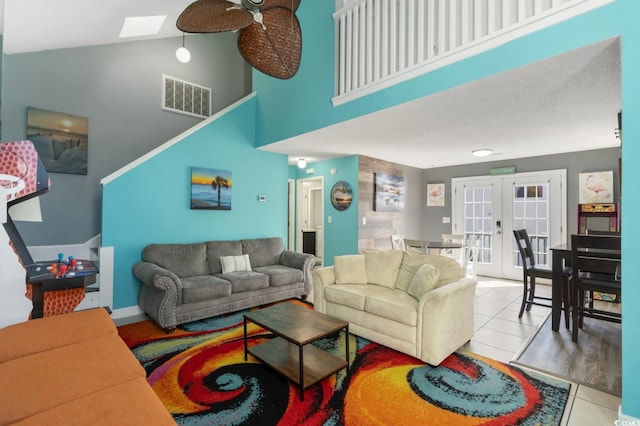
427, 183, 445, 207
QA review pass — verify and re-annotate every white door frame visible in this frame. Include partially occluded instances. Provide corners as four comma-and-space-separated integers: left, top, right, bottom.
287, 179, 295, 250
295, 176, 324, 261
452, 169, 567, 280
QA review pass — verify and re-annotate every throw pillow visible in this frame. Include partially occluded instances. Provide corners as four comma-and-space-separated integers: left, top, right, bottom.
334, 255, 368, 284
420, 254, 465, 285
406, 264, 441, 299
220, 254, 252, 274
362, 249, 404, 289
395, 250, 429, 291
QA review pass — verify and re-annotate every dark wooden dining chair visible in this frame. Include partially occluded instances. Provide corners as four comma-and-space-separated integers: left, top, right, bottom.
570, 234, 621, 343
513, 229, 571, 327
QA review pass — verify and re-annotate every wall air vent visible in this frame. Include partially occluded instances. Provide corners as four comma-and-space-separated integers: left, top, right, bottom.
162, 74, 211, 119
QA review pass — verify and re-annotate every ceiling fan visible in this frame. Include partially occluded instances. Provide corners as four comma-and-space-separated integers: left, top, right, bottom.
177, 0, 302, 79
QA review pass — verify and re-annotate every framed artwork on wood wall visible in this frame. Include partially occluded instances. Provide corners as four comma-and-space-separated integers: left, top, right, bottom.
374, 173, 404, 212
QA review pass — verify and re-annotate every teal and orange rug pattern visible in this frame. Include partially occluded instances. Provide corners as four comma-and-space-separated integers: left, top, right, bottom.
118, 300, 570, 425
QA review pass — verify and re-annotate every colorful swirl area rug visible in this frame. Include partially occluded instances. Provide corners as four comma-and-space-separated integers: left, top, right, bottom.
118, 300, 570, 426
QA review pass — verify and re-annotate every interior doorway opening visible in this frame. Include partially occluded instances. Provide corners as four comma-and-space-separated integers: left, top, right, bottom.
296, 177, 324, 266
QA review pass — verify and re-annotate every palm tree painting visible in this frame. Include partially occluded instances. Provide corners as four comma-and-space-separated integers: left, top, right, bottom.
191, 167, 232, 210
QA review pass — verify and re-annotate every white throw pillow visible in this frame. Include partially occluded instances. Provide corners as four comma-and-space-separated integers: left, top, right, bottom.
334, 255, 368, 284
220, 254, 252, 274
406, 264, 441, 299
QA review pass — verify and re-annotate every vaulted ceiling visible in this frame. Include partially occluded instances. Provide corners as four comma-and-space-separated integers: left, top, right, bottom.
0, 1, 621, 169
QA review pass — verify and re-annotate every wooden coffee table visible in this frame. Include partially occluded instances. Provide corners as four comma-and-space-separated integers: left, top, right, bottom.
243, 301, 349, 400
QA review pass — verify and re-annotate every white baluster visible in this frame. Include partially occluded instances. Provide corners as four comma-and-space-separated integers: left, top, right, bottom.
416, 0, 425, 63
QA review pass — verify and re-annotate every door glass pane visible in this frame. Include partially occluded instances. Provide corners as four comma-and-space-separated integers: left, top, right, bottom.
512, 182, 550, 267
464, 186, 493, 265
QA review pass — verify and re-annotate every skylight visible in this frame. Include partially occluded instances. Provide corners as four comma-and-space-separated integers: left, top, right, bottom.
119, 15, 167, 38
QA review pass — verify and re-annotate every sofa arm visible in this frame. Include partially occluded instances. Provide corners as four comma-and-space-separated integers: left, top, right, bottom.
133, 261, 182, 330
311, 266, 336, 314
280, 251, 316, 295
416, 277, 477, 365
133, 262, 182, 294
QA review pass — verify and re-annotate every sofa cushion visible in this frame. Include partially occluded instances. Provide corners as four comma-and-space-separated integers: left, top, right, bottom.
143, 243, 209, 278
0, 309, 115, 364
406, 264, 441, 300
216, 271, 269, 293
0, 334, 145, 425
364, 290, 418, 326
362, 249, 403, 289
206, 241, 243, 274
324, 284, 390, 311
334, 255, 368, 284
15, 377, 176, 425
241, 237, 284, 268
396, 250, 427, 291
396, 250, 465, 291
253, 265, 303, 287
220, 254, 252, 273
181, 276, 232, 303
421, 254, 466, 285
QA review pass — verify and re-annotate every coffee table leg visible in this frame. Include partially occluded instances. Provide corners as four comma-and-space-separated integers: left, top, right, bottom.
299, 345, 304, 401
243, 317, 248, 361
345, 325, 349, 370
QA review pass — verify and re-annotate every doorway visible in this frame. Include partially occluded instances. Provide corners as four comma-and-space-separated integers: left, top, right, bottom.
452, 170, 567, 280
296, 177, 324, 265
287, 179, 295, 250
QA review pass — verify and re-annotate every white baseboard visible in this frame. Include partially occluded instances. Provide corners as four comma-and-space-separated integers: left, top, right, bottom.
111, 305, 144, 320
618, 405, 640, 424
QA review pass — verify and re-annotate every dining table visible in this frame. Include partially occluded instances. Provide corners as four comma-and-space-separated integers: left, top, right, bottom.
550, 243, 571, 332
427, 241, 463, 252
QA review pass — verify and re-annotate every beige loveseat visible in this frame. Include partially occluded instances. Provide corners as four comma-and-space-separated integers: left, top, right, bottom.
313, 249, 477, 365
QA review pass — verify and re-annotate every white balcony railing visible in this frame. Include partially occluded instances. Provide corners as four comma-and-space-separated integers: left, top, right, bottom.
333, 0, 614, 106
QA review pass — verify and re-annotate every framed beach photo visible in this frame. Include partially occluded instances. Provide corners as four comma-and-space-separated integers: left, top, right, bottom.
191, 167, 232, 210
27, 107, 89, 175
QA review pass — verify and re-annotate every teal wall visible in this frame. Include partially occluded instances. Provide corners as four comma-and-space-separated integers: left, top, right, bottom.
289, 156, 359, 265
253, 0, 639, 417
102, 96, 288, 309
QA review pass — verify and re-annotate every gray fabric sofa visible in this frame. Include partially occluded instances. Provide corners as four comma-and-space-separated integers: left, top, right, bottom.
133, 237, 315, 331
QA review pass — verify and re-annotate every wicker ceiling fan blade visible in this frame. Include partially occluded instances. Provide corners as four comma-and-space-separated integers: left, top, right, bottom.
237, 7, 302, 79
262, 0, 301, 12
177, 0, 253, 33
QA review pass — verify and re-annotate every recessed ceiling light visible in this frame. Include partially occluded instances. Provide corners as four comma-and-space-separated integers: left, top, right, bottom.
119, 16, 167, 39
471, 148, 493, 157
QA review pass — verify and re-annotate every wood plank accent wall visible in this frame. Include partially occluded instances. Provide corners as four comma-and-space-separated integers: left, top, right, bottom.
358, 156, 403, 251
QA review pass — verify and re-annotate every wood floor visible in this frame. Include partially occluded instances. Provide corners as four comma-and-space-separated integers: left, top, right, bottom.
513, 301, 621, 396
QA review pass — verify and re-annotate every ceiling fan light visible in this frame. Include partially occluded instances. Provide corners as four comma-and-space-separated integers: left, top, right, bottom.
176, 33, 190, 63
176, 46, 191, 63
471, 148, 493, 157
297, 158, 307, 169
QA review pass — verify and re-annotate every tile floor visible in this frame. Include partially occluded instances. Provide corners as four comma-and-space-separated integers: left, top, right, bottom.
466, 277, 621, 426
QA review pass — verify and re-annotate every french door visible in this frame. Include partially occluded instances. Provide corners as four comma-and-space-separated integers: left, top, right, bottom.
452, 170, 567, 280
